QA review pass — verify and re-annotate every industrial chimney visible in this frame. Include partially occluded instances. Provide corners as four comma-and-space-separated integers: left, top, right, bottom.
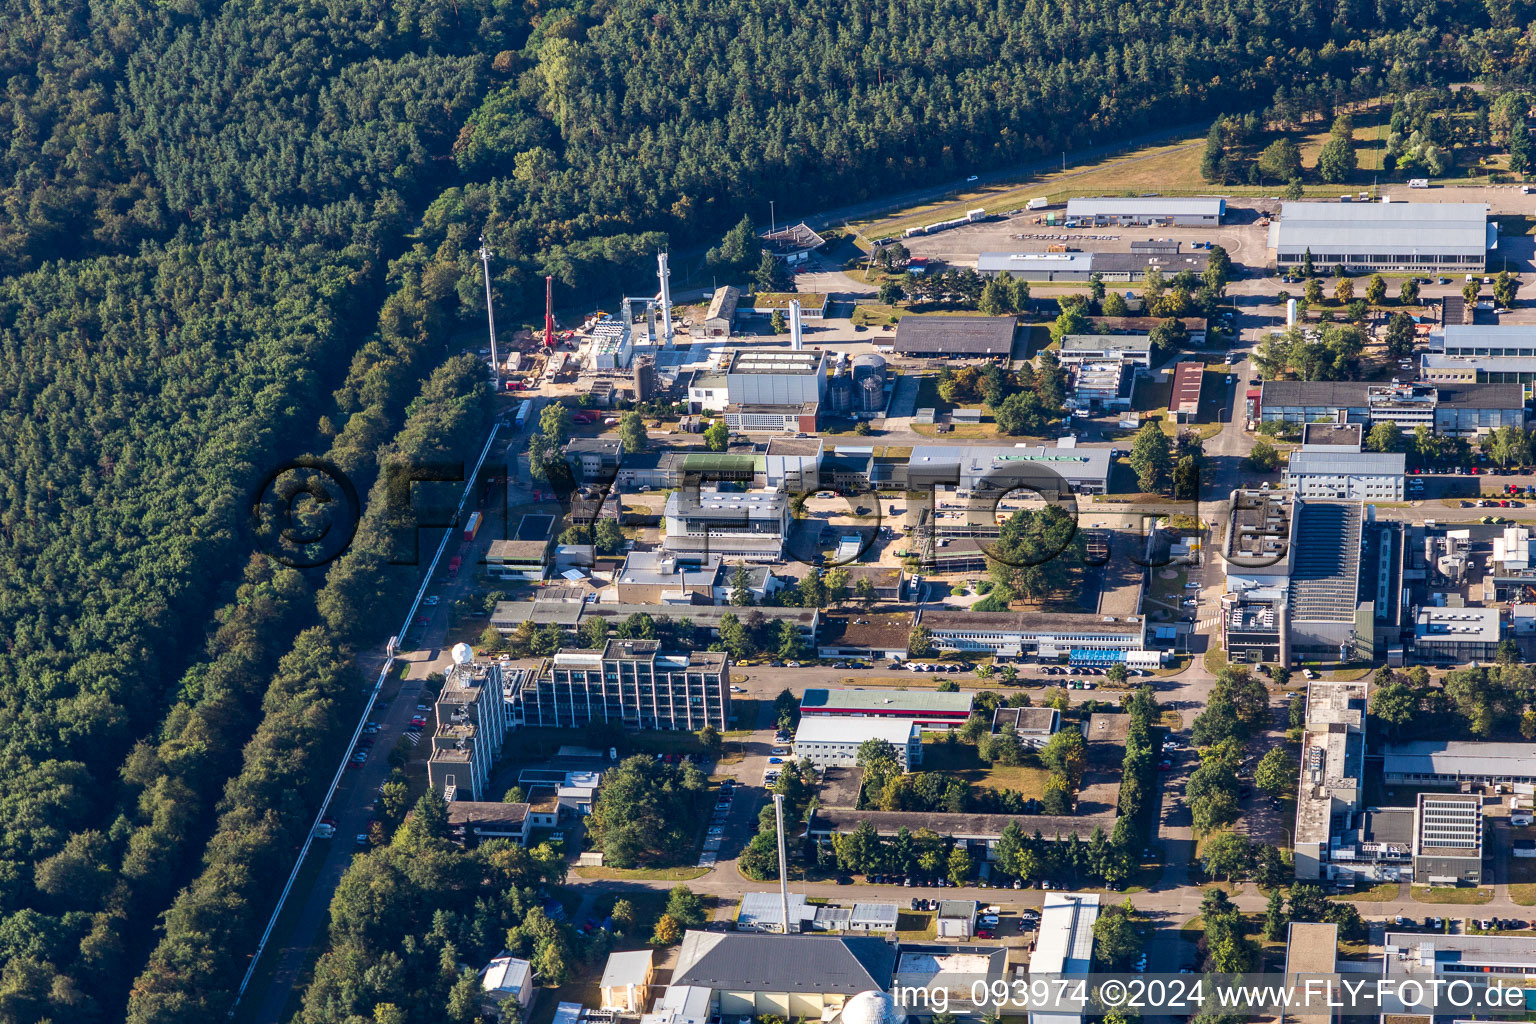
789, 299, 803, 351
657, 252, 674, 347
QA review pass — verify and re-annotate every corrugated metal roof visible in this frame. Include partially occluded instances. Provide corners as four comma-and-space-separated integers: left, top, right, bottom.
1286, 451, 1406, 475
1275, 201, 1489, 256
1066, 197, 1225, 216
672, 932, 896, 993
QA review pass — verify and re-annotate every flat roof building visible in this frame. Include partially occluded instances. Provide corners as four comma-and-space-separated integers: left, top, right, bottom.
1381, 932, 1536, 1018
889, 316, 1016, 358
1384, 740, 1536, 788
800, 687, 974, 728
1282, 922, 1337, 1024
914, 608, 1158, 666
516, 641, 730, 732
1431, 323, 1536, 358
793, 716, 922, 770
1284, 449, 1406, 501
1413, 793, 1483, 886
991, 706, 1061, 747
906, 442, 1113, 496
1295, 680, 1369, 882
1272, 201, 1492, 273
663, 488, 790, 563
1257, 380, 1525, 438
1029, 894, 1100, 1024
1058, 333, 1152, 366
1066, 197, 1225, 225
1413, 606, 1501, 662
977, 249, 1209, 282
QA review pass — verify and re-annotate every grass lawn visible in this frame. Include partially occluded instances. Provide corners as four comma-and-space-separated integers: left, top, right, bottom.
573, 865, 710, 881
1332, 881, 1401, 902
1204, 647, 1229, 674
920, 740, 1050, 800
1507, 858, 1536, 905
896, 910, 937, 940
1411, 886, 1495, 905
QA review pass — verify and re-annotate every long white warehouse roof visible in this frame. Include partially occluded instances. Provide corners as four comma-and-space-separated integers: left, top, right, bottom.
1274, 202, 1490, 257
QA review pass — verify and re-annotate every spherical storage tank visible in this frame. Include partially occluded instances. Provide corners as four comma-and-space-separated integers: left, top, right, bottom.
838, 991, 907, 1024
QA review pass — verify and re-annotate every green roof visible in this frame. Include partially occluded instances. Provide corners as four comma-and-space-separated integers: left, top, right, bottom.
680, 453, 765, 472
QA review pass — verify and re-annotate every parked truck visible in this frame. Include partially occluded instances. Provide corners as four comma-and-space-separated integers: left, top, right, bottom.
1027, 197, 1050, 210
463, 511, 481, 543
514, 399, 532, 431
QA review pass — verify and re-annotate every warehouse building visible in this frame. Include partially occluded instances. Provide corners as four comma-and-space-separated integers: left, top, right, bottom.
793, 716, 923, 770
888, 315, 1016, 358
1030, 894, 1101, 1024
1065, 197, 1226, 226
1271, 201, 1493, 273
977, 247, 1209, 282
703, 286, 740, 338
913, 609, 1160, 666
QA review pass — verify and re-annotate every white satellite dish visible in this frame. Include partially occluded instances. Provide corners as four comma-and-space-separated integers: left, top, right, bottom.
451, 643, 475, 665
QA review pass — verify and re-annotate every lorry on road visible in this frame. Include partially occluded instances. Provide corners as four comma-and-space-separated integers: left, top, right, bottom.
1027, 197, 1049, 210
514, 399, 532, 431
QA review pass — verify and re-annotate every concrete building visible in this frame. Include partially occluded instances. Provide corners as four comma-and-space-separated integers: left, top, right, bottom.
1283, 450, 1407, 500
1096, 315, 1208, 344
1066, 197, 1225, 226
563, 437, 624, 483
1072, 361, 1134, 411
600, 950, 656, 1012
1421, 352, 1536, 393
1258, 380, 1527, 438
492, 600, 820, 649
1282, 922, 1337, 1024
688, 371, 729, 413
1272, 201, 1492, 273
906, 442, 1113, 496
1429, 323, 1536, 359
935, 899, 979, 939
1412, 606, 1501, 662
669, 931, 898, 1018
1028, 894, 1100, 1024
1413, 793, 1483, 886
793, 716, 922, 770
815, 612, 916, 660
889, 316, 1016, 358
764, 436, 823, 491
1384, 740, 1536, 788
1294, 680, 1369, 882
914, 608, 1161, 667
703, 286, 741, 338
977, 248, 1210, 283
1058, 333, 1152, 366
517, 641, 730, 731
725, 349, 826, 406
847, 903, 900, 934
662, 488, 790, 563
991, 706, 1061, 747
1381, 932, 1536, 1018
808, 805, 1120, 856
1171, 361, 1204, 420
487, 513, 556, 581
800, 687, 974, 729
427, 653, 508, 803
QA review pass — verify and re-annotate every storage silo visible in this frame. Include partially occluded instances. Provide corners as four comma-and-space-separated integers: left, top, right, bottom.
826, 371, 853, 414
859, 372, 885, 412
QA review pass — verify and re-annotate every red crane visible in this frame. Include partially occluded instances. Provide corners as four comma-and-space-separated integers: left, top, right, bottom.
544, 275, 555, 348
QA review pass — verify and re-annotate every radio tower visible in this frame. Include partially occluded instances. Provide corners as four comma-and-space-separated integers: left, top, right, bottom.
544, 275, 556, 349
477, 237, 501, 389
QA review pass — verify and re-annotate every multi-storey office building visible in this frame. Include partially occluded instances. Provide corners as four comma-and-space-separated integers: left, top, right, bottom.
516, 640, 730, 731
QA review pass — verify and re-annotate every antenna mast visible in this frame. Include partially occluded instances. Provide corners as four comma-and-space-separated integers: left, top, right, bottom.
478, 237, 501, 389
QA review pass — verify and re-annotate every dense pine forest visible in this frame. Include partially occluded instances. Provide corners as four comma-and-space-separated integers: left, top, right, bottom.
0, 0, 1524, 1019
